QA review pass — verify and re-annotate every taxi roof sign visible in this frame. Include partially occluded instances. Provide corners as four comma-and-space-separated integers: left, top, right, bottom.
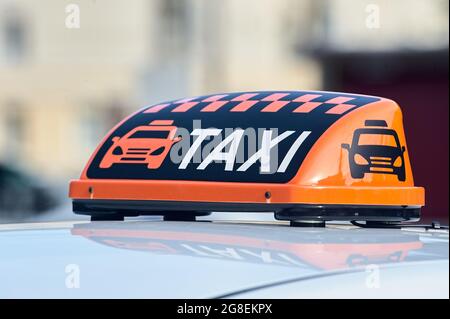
68, 90, 425, 224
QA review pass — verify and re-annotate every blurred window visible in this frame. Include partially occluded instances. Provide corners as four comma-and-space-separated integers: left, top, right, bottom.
159, 0, 190, 52
3, 12, 27, 64
5, 102, 25, 160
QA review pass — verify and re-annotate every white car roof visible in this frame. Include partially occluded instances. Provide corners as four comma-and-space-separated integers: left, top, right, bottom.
0, 219, 448, 298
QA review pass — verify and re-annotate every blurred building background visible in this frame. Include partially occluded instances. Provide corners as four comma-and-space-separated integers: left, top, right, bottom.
0, 0, 448, 222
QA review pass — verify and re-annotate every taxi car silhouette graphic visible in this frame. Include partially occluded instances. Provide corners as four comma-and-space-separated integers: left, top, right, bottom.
342, 120, 406, 181
99, 120, 181, 169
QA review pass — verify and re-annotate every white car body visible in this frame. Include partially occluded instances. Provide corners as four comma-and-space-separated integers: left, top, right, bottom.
0, 219, 448, 298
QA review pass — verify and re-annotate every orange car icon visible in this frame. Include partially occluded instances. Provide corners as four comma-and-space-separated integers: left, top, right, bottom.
99, 120, 181, 169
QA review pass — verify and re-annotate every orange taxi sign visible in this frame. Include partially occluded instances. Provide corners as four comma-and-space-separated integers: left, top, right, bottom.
68, 91, 425, 223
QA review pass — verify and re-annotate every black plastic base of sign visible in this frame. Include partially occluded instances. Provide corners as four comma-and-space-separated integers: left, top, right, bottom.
73, 199, 420, 223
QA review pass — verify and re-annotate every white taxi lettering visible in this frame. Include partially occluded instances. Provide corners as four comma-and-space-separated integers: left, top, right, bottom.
178, 128, 311, 173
